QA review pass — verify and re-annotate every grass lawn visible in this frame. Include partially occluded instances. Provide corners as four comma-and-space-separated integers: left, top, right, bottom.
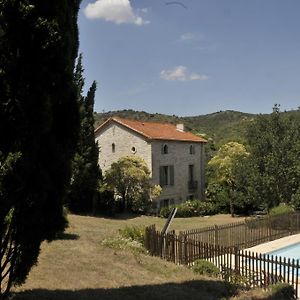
12, 214, 274, 300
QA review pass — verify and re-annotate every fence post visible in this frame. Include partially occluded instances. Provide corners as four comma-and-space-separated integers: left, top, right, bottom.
214, 224, 218, 246
234, 246, 239, 274
184, 235, 188, 265
268, 215, 271, 241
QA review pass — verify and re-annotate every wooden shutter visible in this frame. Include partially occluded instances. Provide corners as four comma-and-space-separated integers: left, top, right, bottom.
169, 165, 174, 186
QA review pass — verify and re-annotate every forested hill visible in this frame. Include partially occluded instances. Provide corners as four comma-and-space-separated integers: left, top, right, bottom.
94, 109, 255, 146
94, 109, 299, 147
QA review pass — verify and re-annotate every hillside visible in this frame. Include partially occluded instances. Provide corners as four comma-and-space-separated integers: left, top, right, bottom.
94, 109, 255, 147
94, 109, 300, 147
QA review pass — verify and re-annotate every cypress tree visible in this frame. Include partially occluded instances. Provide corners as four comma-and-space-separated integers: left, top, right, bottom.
0, 0, 81, 297
68, 55, 100, 214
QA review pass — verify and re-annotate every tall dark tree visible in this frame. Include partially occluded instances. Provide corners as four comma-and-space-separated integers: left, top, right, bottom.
0, 0, 81, 297
68, 55, 100, 214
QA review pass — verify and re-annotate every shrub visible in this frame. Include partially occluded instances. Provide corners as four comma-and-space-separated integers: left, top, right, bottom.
269, 203, 294, 216
159, 200, 217, 218
101, 237, 146, 253
269, 283, 295, 299
192, 259, 220, 277
119, 226, 145, 244
291, 188, 300, 210
269, 204, 295, 230
159, 206, 173, 218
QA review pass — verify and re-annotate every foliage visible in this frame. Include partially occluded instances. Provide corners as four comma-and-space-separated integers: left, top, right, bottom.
104, 156, 161, 213
207, 142, 250, 216
67, 55, 101, 214
192, 259, 220, 277
101, 237, 146, 254
269, 283, 295, 299
0, 0, 81, 297
245, 105, 300, 210
97, 187, 116, 215
119, 226, 145, 244
95, 109, 255, 149
159, 200, 217, 218
102, 225, 146, 254
269, 203, 294, 216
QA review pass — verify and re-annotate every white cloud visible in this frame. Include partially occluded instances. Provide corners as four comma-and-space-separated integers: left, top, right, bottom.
179, 32, 196, 42
84, 0, 149, 25
179, 32, 204, 42
160, 66, 209, 82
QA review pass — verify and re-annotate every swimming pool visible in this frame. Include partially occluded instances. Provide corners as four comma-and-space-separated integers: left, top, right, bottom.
267, 242, 300, 260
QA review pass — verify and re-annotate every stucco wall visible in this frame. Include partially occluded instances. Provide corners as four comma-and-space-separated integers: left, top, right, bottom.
151, 141, 205, 209
95, 123, 152, 174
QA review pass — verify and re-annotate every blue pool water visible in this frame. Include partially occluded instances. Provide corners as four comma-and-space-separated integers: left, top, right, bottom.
267, 242, 300, 260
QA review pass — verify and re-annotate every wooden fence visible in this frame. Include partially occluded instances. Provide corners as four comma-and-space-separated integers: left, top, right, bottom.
144, 224, 300, 297
180, 212, 300, 249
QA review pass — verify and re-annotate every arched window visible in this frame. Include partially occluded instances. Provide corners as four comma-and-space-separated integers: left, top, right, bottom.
112, 143, 115, 153
162, 144, 168, 154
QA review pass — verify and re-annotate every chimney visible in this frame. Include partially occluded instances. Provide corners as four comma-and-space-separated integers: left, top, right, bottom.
176, 123, 184, 132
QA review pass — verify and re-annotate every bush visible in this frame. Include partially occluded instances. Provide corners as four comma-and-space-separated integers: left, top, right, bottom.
192, 259, 220, 277
159, 206, 174, 218
119, 226, 145, 244
97, 189, 116, 215
159, 200, 217, 218
269, 203, 294, 216
269, 283, 295, 299
269, 204, 295, 230
291, 188, 300, 210
101, 237, 146, 253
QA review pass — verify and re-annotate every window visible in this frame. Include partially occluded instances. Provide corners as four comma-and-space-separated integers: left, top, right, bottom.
159, 165, 174, 186
112, 143, 115, 153
161, 144, 168, 154
189, 145, 195, 154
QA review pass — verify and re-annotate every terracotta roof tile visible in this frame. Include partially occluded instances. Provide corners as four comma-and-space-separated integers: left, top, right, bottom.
95, 117, 206, 143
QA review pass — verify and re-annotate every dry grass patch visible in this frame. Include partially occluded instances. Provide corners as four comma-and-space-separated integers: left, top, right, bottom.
13, 213, 244, 300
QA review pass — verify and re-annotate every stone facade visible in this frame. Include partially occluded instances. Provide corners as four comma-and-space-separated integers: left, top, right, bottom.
95, 118, 206, 211
151, 140, 205, 210
95, 122, 152, 174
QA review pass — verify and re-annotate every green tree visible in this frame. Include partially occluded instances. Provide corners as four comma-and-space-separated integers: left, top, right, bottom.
104, 156, 161, 213
207, 142, 249, 216
0, 0, 80, 297
245, 105, 300, 210
68, 55, 100, 214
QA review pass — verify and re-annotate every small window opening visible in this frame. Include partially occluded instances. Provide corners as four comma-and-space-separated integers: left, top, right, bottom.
190, 145, 195, 154
131, 146, 136, 153
112, 143, 115, 153
162, 144, 168, 154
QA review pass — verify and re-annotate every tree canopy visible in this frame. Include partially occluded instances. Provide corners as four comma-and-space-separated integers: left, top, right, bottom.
207, 142, 249, 216
104, 156, 161, 213
245, 105, 300, 210
0, 0, 81, 297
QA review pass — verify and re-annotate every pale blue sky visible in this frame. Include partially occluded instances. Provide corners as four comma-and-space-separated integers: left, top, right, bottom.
78, 0, 300, 116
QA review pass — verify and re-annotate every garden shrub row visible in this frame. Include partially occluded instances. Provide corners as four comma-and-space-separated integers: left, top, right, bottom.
159, 200, 217, 218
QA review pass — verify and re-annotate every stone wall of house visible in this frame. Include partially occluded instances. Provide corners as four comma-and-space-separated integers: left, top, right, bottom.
95, 123, 152, 174
151, 140, 205, 210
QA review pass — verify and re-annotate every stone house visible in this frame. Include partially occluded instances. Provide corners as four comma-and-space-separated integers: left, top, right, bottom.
95, 117, 207, 211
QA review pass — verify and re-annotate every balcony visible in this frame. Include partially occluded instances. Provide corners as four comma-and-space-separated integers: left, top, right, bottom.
188, 180, 198, 192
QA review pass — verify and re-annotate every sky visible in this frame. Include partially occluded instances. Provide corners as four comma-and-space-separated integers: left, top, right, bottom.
78, 0, 300, 116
